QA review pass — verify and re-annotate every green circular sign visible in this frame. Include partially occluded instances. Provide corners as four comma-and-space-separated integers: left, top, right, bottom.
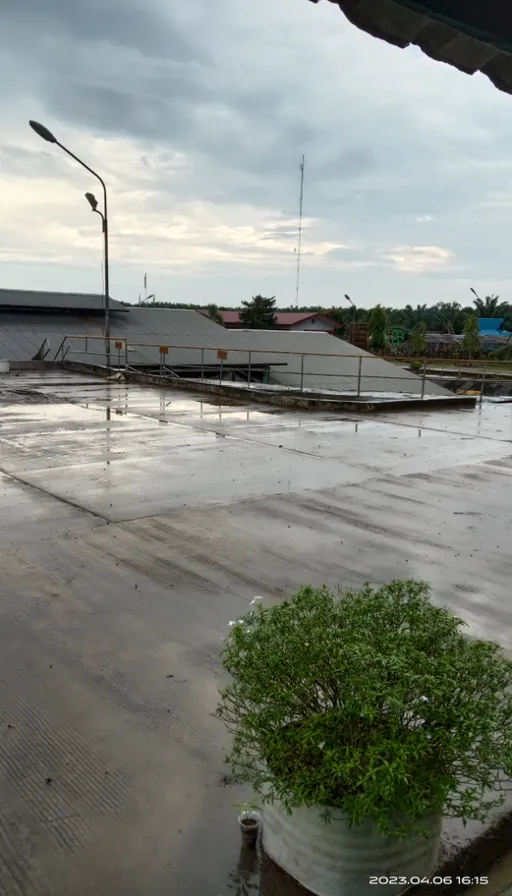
385, 327, 408, 347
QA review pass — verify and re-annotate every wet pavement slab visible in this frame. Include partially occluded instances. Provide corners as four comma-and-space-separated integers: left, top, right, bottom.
1, 370, 512, 894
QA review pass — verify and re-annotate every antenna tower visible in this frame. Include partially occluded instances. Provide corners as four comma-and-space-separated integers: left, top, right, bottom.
295, 155, 305, 309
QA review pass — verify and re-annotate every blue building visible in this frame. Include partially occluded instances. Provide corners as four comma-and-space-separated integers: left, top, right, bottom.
477, 318, 512, 351
478, 318, 511, 337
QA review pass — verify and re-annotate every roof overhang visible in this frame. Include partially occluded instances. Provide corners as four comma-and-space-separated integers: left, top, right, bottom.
309, 0, 512, 96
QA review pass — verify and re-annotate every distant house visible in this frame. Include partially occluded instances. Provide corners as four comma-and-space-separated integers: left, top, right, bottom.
200, 310, 339, 334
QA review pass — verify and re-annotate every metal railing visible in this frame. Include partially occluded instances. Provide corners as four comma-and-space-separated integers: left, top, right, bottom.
53, 335, 512, 400
54, 335, 129, 369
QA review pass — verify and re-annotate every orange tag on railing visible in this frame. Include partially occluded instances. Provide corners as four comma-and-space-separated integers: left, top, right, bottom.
114, 341, 124, 350
159, 346, 169, 355
217, 350, 228, 360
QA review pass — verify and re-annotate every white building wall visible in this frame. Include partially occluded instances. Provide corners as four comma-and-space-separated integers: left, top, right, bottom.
290, 317, 333, 332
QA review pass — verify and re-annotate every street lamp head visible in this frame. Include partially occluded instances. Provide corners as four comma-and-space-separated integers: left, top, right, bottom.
29, 120, 57, 143
470, 287, 478, 297
85, 192, 98, 211
344, 294, 353, 305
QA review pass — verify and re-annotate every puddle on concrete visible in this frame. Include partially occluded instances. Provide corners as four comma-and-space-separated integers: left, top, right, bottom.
216, 845, 308, 896
0, 388, 62, 405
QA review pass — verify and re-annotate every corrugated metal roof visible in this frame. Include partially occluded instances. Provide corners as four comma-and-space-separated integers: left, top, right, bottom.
222, 329, 449, 396
0, 309, 449, 396
477, 318, 512, 337
478, 318, 505, 331
479, 330, 512, 338
427, 332, 512, 346
199, 310, 337, 327
0, 309, 230, 366
310, 0, 512, 97
273, 312, 337, 326
0, 329, 53, 363
0, 288, 127, 312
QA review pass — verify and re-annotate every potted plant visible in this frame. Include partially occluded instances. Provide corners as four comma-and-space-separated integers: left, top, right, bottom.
216, 581, 512, 896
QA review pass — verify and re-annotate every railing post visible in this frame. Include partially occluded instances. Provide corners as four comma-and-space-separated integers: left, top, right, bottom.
357, 355, 362, 397
220, 358, 224, 384
124, 340, 128, 369
85, 337, 88, 355
248, 351, 252, 389
421, 359, 427, 400
54, 337, 67, 363
300, 354, 304, 393
480, 360, 487, 404
201, 348, 204, 382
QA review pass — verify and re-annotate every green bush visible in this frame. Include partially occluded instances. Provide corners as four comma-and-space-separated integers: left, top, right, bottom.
489, 345, 512, 361
216, 581, 512, 838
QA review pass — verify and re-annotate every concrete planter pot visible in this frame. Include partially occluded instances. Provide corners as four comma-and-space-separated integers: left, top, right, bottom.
238, 810, 261, 847
262, 799, 442, 896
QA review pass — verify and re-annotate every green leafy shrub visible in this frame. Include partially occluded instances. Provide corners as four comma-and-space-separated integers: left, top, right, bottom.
410, 321, 427, 357
216, 581, 512, 838
488, 345, 512, 361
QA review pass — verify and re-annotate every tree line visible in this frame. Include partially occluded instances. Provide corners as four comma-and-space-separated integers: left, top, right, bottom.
131, 293, 512, 357
134, 292, 512, 335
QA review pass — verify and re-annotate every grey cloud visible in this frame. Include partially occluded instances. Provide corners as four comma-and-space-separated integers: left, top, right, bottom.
3, 0, 512, 304
261, 227, 300, 241
1, 0, 203, 62
0, 145, 66, 179
46, 81, 197, 144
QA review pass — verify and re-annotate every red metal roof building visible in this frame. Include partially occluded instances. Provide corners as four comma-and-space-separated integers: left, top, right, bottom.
200, 310, 339, 334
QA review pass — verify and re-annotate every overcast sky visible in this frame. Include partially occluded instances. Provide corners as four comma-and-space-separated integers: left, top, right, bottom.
1, 0, 512, 309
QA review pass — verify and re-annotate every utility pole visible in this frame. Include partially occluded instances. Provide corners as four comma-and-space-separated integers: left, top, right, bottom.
344, 294, 357, 344
30, 120, 112, 368
295, 155, 305, 310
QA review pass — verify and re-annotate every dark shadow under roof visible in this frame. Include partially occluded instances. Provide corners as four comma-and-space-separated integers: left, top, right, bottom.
309, 0, 512, 96
0, 288, 128, 313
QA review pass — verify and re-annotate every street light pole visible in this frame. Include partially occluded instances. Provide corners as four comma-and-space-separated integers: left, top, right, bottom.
29, 120, 111, 368
84, 192, 110, 366
344, 293, 356, 343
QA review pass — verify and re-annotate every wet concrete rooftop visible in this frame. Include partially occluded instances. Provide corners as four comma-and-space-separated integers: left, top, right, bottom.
1, 370, 512, 896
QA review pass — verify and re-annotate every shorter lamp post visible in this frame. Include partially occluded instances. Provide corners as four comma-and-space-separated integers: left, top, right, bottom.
344, 294, 357, 343
29, 120, 111, 368
85, 192, 110, 366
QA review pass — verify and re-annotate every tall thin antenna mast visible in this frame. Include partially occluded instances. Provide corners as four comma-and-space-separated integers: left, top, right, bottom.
295, 155, 305, 309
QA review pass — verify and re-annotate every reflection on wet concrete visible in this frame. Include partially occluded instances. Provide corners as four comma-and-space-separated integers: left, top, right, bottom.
216, 844, 309, 896
2, 371, 512, 895
223, 845, 261, 895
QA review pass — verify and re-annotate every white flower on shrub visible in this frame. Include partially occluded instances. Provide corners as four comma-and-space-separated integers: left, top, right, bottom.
250, 596, 263, 605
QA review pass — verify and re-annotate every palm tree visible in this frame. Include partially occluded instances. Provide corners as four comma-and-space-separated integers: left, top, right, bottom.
368, 304, 388, 352
206, 303, 224, 325
461, 314, 481, 358
432, 302, 465, 334
413, 304, 428, 325
471, 293, 502, 317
